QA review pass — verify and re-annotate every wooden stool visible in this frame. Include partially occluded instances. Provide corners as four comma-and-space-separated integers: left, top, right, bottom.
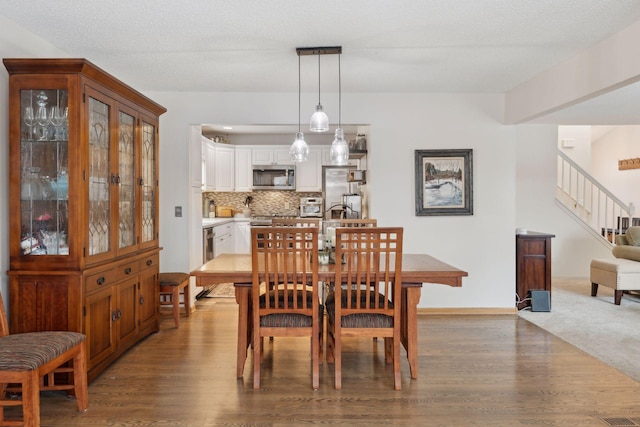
159, 272, 191, 327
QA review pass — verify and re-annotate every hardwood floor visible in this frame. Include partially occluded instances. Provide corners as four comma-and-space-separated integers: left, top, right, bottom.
9, 297, 640, 426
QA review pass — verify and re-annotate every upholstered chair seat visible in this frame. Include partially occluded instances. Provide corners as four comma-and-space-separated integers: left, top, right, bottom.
0, 332, 86, 371
325, 291, 393, 328
259, 288, 323, 328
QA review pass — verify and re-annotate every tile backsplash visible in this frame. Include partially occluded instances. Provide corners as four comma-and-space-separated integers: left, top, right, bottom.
203, 191, 321, 217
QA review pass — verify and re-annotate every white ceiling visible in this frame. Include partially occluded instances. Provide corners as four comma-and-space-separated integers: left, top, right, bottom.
3, 0, 640, 125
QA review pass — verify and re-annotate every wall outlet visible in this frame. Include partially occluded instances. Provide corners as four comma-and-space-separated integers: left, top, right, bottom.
175, 206, 182, 217
284, 202, 290, 209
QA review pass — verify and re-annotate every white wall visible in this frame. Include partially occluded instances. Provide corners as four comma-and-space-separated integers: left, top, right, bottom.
557, 126, 592, 170
516, 125, 611, 276
591, 126, 640, 210
506, 19, 640, 123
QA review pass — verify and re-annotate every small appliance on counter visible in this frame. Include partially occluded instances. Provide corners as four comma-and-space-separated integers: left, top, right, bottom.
300, 197, 323, 218
342, 193, 362, 219
216, 206, 234, 218
323, 166, 358, 220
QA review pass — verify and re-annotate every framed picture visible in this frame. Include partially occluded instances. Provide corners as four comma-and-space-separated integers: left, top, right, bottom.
415, 149, 473, 216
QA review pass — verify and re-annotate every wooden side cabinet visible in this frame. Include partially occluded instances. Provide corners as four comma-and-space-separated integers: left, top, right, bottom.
516, 232, 555, 310
4, 58, 166, 382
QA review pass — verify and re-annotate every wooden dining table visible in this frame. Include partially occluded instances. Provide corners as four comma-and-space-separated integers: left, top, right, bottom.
190, 253, 468, 379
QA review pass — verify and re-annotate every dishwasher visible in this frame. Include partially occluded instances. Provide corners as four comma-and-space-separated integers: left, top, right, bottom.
203, 226, 215, 263
197, 226, 216, 299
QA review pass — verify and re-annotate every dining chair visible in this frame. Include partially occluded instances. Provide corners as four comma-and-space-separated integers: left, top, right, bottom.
250, 226, 321, 390
334, 218, 377, 228
326, 219, 381, 341
271, 218, 320, 228
0, 292, 88, 426
261, 219, 321, 346
326, 227, 404, 390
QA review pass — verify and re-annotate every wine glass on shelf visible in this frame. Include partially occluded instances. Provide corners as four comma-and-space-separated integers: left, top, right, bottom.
49, 106, 65, 141
23, 106, 35, 140
35, 91, 49, 140
35, 106, 48, 140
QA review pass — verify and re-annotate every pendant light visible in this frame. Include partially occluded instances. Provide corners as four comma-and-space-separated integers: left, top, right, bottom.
290, 54, 309, 162
309, 55, 329, 132
330, 53, 349, 165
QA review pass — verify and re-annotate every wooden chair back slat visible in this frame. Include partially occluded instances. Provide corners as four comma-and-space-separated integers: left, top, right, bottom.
253, 227, 318, 313
271, 218, 320, 228
336, 227, 402, 317
335, 218, 377, 228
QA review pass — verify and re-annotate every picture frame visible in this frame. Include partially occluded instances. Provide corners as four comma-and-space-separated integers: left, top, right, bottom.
415, 149, 473, 216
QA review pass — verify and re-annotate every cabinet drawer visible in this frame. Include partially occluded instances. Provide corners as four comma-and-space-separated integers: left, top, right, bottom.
114, 260, 139, 282
215, 223, 233, 236
139, 254, 159, 271
85, 268, 117, 294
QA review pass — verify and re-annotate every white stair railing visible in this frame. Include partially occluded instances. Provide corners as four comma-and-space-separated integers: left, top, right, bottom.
557, 150, 634, 245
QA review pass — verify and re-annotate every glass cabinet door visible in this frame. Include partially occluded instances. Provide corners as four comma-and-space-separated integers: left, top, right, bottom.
118, 111, 136, 252
88, 96, 111, 256
141, 120, 157, 245
19, 89, 69, 256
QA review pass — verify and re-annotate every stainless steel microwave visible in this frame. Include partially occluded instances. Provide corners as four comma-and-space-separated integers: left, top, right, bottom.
252, 165, 296, 190
300, 197, 323, 218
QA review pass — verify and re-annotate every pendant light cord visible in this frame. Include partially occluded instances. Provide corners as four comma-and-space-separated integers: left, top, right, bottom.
338, 54, 341, 128
317, 55, 321, 105
298, 55, 301, 132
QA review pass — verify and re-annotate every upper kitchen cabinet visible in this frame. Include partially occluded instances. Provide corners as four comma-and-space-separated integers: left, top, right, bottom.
295, 147, 322, 192
214, 144, 235, 191
252, 146, 292, 165
4, 58, 166, 381
203, 140, 235, 192
234, 147, 252, 192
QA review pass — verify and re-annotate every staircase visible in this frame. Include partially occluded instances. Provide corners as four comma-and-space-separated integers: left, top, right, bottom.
556, 150, 634, 247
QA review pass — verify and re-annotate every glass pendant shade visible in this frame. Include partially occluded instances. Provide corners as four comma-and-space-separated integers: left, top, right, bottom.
290, 131, 309, 162
310, 104, 329, 132
330, 128, 349, 165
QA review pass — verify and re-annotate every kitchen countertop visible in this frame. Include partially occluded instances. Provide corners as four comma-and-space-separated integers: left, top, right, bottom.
202, 217, 250, 228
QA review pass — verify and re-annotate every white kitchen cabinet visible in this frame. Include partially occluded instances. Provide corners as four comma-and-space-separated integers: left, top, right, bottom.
234, 147, 252, 192
234, 221, 251, 254
274, 148, 292, 165
204, 140, 216, 192
203, 141, 235, 192
252, 146, 293, 165
213, 222, 233, 256
214, 144, 235, 191
296, 147, 323, 192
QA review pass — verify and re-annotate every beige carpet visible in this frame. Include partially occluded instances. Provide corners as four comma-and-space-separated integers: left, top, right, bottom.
519, 277, 640, 382
203, 283, 235, 298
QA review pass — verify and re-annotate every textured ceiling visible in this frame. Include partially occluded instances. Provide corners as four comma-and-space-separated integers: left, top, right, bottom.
3, 0, 640, 124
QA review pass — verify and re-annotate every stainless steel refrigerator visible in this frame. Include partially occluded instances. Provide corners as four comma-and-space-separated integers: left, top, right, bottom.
322, 166, 360, 219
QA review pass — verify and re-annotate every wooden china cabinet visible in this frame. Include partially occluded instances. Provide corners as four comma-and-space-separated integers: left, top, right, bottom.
4, 58, 166, 382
